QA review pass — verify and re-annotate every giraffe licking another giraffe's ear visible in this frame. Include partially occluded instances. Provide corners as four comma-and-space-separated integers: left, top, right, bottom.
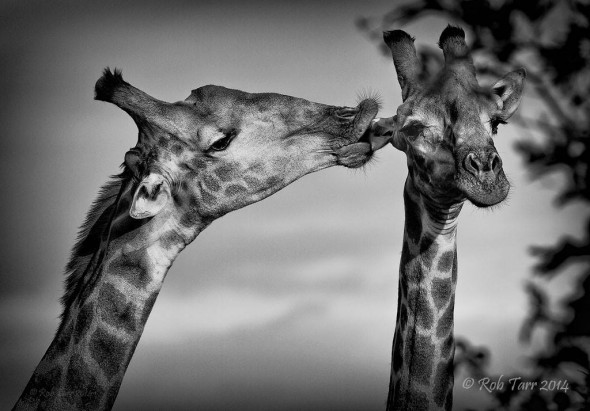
13, 69, 384, 411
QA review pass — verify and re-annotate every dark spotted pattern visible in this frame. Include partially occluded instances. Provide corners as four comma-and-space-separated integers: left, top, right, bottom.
408, 389, 430, 410
64, 354, 104, 409
225, 184, 247, 197
202, 174, 221, 192
214, 164, 233, 182
431, 278, 452, 310
390, 185, 461, 410
409, 334, 435, 385
89, 327, 127, 380
141, 292, 159, 324
392, 335, 404, 373
19, 365, 63, 409
265, 176, 283, 188
97, 283, 137, 333
432, 360, 454, 409
440, 334, 454, 359
73, 303, 94, 344
436, 300, 455, 338
437, 251, 455, 272
419, 237, 438, 270
109, 249, 150, 290
403, 189, 422, 244
415, 290, 433, 329
200, 190, 216, 206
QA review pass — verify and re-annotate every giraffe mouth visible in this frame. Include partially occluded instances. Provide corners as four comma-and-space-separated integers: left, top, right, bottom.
334, 100, 380, 168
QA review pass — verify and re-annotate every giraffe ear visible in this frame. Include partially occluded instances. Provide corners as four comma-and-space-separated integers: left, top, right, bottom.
492, 68, 526, 121
369, 116, 406, 152
130, 173, 171, 219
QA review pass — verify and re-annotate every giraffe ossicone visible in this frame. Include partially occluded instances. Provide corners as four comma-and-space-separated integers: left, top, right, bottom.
369, 25, 525, 411
13, 68, 381, 410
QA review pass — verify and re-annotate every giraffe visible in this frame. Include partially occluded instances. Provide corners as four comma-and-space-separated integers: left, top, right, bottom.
369, 26, 526, 410
13, 68, 380, 410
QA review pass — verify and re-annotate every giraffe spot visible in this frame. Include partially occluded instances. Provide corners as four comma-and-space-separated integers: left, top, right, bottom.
185, 171, 199, 182
416, 290, 434, 329
215, 164, 233, 182
225, 184, 247, 197
51, 321, 73, 358
407, 334, 435, 386
440, 334, 454, 360
64, 353, 104, 408
180, 210, 200, 227
432, 359, 454, 408
173, 192, 187, 208
248, 162, 265, 174
158, 136, 170, 148
200, 190, 216, 205
20, 365, 63, 408
97, 283, 137, 334
408, 388, 430, 410
404, 197, 422, 244
178, 179, 190, 191
192, 158, 208, 170
436, 301, 455, 338
452, 250, 458, 283
74, 303, 95, 344
399, 304, 408, 332
188, 194, 199, 208
419, 237, 438, 270
392, 333, 405, 373
109, 249, 150, 290
444, 389, 453, 411
203, 174, 221, 192
160, 230, 181, 249
437, 250, 455, 273
140, 292, 160, 324
171, 143, 184, 155
244, 175, 261, 189
265, 176, 283, 188
89, 327, 127, 380
431, 278, 452, 310
104, 384, 122, 410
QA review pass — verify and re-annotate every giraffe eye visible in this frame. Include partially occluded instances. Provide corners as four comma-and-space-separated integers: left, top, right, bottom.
209, 129, 237, 152
400, 121, 426, 140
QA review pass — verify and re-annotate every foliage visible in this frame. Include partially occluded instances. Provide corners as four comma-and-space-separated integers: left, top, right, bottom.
358, 1, 590, 409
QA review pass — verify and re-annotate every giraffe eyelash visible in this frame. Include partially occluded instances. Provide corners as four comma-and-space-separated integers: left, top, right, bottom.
490, 117, 507, 135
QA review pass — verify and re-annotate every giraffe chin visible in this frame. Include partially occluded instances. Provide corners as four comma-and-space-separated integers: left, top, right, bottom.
460, 174, 510, 208
335, 141, 373, 168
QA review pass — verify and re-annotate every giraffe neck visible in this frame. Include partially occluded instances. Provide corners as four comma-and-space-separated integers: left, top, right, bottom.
387, 178, 462, 411
14, 204, 206, 410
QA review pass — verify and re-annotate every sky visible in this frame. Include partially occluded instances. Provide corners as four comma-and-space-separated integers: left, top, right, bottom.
0, 1, 586, 410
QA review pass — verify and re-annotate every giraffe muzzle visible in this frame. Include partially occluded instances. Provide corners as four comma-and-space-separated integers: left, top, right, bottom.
458, 149, 510, 207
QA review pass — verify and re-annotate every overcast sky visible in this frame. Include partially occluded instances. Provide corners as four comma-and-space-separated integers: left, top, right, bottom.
0, 1, 585, 409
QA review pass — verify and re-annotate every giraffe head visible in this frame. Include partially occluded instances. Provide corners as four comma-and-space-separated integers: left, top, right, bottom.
371, 26, 525, 207
94, 69, 379, 239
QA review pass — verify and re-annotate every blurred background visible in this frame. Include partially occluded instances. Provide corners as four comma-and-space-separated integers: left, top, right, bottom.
1, 0, 587, 410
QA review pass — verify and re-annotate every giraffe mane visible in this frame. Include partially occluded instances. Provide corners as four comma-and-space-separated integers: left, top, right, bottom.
59, 171, 132, 328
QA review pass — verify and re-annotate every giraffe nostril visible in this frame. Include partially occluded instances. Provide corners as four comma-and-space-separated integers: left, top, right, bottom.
465, 153, 482, 175
490, 153, 502, 173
